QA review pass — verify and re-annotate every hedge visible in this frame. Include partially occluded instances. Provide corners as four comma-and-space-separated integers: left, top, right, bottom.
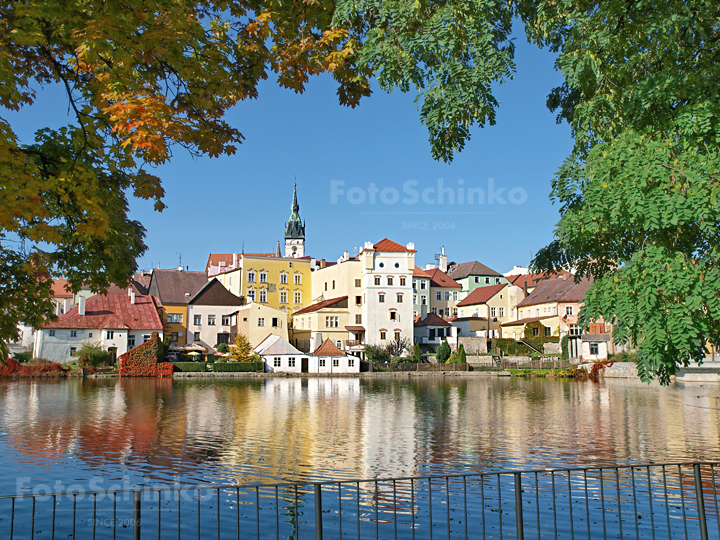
118, 333, 173, 377
211, 362, 263, 372
172, 362, 207, 372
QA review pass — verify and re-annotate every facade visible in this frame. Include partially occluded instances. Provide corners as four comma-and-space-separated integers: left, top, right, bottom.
291, 296, 350, 353
360, 239, 415, 348
309, 339, 360, 374
148, 268, 208, 346
456, 283, 525, 337
255, 334, 309, 373
424, 268, 461, 319
413, 312, 457, 348
411, 266, 431, 318
506, 270, 572, 294
284, 184, 306, 258
186, 279, 245, 353
448, 261, 508, 299
33, 293, 163, 363
235, 303, 289, 348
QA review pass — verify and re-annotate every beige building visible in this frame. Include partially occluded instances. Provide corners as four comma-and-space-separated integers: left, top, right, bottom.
291, 296, 351, 353
235, 303, 289, 348
425, 268, 461, 319
456, 283, 525, 338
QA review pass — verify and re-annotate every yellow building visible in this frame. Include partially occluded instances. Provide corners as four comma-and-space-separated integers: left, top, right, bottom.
291, 296, 351, 353
235, 303, 289, 348
456, 283, 525, 338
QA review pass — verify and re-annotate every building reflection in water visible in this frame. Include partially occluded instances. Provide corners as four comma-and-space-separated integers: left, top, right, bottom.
0, 377, 718, 493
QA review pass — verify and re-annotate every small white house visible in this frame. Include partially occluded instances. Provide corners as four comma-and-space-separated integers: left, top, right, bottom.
33, 292, 164, 364
255, 334, 309, 373
310, 339, 360, 374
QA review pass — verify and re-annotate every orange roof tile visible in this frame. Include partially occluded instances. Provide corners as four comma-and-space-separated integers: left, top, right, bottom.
424, 268, 461, 288
51, 279, 73, 298
413, 266, 431, 278
457, 283, 507, 307
370, 238, 416, 252
293, 296, 348, 315
314, 338, 346, 357
43, 293, 163, 331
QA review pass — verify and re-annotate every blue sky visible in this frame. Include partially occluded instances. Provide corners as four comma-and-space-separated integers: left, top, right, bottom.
7, 26, 573, 275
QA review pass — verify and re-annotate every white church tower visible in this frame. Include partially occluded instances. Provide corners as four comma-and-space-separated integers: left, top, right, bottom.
284, 184, 305, 258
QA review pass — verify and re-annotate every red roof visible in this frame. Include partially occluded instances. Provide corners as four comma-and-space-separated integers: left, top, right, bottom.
314, 338, 346, 357
456, 283, 507, 307
43, 293, 163, 331
345, 326, 365, 331
293, 296, 348, 315
507, 271, 571, 289
363, 238, 416, 253
413, 266, 431, 278
499, 315, 556, 327
424, 268, 461, 288
51, 279, 73, 299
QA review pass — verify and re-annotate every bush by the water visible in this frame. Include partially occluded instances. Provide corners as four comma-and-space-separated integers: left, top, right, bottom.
212, 362, 263, 372
172, 362, 207, 372
436, 341, 451, 363
77, 343, 114, 367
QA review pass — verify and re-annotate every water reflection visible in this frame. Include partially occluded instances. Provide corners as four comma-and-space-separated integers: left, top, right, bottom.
0, 377, 718, 494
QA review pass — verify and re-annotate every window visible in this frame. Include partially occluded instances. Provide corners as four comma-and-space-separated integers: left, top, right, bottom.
453, 291, 458, 301
485, 277, 490, 284
280, 273, 288, 284
247, 289, 255, 302
288, 357, 296, 367
387, 276, 393, 286
168, 313, 183, 323
259, 289, 267, 303
390, 311, 397, 321
491, 307, 497, 317
377, 292, 387, 304
453, 308, 458, 317
194, 314, 201, 325
374, 276, 381, 286
474, 276, 479, 283
128, 335, 136, 347
332, 280, 335, 289
499, 307, 505, 317
444, 291, 450, 301
355, 279, 361, 287
171, 332, 179, 342
536, 309, 540, 317
400, 277, 406, 286
570, 324, 581, 336
355, 314, 362, 324
380, 331, 386, 340
348, 358, 354, 367
70, 347, 77, 356
70, 330, 77, 337
258, 318, 265, 327
88, 332, 92, 338
333, 358, 339, 367
319, 358, 326, 367
533, 327, 540, 337
294, 273, 302, 285
421, 296, 427, 306
280, 290, 288, 303
355, 296, 362, 305
106, 330, 114, 339
217, 333, 230, 344
553, 306, 557, 315
496, 278, 501, 284
294, 291, 302, 304
413, 294, 417, 304
289, 262, 293, 268
431, 307, 437, 314
566, 306, 574, 316
247, 271, 256, 283
208, 315, 216, 325
193, 332, 200, 341
326, 316, 339, 328
436, 291, 442, 301
394, 331, 401, 340
590, 343, 599, 355
444, 307, 450, 317
259, 271, 267, 283
273, 358, 282, 367
545, 326, 552, 337
420, 281, 427, 290
324, 282, 328, 291
397, 293, 403, 303
143, 335, 151, 343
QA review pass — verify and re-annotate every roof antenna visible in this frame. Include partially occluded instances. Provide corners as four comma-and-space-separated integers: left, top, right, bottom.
242, 242, 245, 255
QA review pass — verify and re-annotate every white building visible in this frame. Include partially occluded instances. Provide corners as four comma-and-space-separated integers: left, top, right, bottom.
186, 278, 244, 353
33, 292, 164, 363
309, 339, 360, 374
255, 334, 309, 373
359, 239, 415, 348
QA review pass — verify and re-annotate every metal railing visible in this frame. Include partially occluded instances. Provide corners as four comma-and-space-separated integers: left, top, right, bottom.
2, 462, 718, 539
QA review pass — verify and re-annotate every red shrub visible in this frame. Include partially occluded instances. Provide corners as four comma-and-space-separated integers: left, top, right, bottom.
118, 333, 173, 377
0, 357, 65, 377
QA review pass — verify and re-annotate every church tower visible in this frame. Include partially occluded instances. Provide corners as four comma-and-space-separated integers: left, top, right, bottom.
284, 184, 305, 257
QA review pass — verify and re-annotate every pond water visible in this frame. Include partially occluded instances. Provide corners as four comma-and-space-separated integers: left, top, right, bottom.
0, 375, 718, 495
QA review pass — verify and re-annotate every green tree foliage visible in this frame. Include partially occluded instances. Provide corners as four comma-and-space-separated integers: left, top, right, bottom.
364, 344, 391, 364
524, 0, 720, 383
77, 342, 113, 367
455, 344, 467, 363
216, 343, 230, 354
436, 341, 451, 363
413, 343, 423, 363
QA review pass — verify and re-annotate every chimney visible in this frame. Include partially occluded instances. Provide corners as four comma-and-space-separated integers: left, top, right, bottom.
63, 298, 71, 314
79, 297, 86, 316
407, 242, 415, 250
130, 291, 136, 305
438, 246, 447, 273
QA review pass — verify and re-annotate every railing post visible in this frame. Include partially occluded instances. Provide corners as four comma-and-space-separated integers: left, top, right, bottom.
694, 464, 709, 540
515, 473, 524, 540
133, 490, 141, 540
314, 484, 323, 540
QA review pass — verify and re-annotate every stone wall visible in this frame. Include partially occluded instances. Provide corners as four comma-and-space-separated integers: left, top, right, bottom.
455, 337, 487, 354
543, 342, 561, 355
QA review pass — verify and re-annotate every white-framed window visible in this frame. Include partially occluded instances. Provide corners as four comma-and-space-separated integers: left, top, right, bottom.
445, 291, 451, 301
413, 294, 417, 304
348, 358, 355, 367
168, 313, 183, 323
221, 315, 231, 326
485, 277, 490, 284
499, 307, 505, 317
247, 271, 256, 283
288, 357, 296, 367
496, 277, 501, 284
536, 309, 540, 317
355, 279, 361, 287
128, 335, 136, 347
475, 276, 479, 283
70, 347, 77, 356
247, 289, 255, 302
336, 340, 342, 349
143, 334, 151, 343
444, 307, 450, 317
280, 273, 288, 284
326, 316, 339, 328
380, 331, 386, 340
378, 293, 385, 303
590, 343, 599, 355
258, 318, 265, 327
70, 330, 77, 337
294, 273, 302, 285
194, 314, 201, 325
400, 277, 406, 286
397, 293, 403, 303
319, 358, 326, 367
374, 276, 381, 285
553, 306, 557, 315
106, 330, 114, 339
387, 276, 394, 286
280, 290, 288, 303
208, 315, 216, 325
566, 306, 574, 315
570, 324, 581, 336
436, 291, 442, 301
259, 289, 267, 303
294, 291, 302, 304
259, 271, 267, 283
355, 314, 362, 324
274, 357, 281, 367
333, 358, 339, 367
491, 307, 497, 317
394, 331, 401, 340
420, 281, 427, 290
193, 332, 200, 341
453, 291, 458, 301
453, 308, 458, 317
431, 307, 437, 314
421, 296, 427, 306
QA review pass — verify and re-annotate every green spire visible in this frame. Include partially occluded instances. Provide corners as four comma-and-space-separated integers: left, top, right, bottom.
284, 183, 305, 240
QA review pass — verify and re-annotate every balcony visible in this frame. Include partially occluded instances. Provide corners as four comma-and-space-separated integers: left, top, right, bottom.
345, 340, 364, 347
